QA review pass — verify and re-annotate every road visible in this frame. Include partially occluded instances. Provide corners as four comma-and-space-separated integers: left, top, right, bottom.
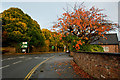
1, 53, 80, 79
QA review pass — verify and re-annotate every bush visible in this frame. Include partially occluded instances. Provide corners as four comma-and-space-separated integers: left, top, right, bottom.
77, 44, 104, 52
2, 49, 9, 54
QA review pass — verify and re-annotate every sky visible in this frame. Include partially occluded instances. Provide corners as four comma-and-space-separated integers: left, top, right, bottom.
1, 1, 120, 41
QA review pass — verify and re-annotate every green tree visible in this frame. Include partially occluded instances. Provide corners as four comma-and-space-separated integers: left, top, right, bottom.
42, 29, 64, 51
51, 32, 64, 51
42, 29, 51, 40
2, 7, 45, 48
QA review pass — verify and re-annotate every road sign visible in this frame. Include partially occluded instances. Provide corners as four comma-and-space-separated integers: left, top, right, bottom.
22, 49, 26, 52
52, 46, 54, 49
22, 45, 27, 48
22, 42, 27, 44
21, 42, 27, 48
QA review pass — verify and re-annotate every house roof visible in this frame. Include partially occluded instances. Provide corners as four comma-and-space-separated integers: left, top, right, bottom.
91, 33, 119, 45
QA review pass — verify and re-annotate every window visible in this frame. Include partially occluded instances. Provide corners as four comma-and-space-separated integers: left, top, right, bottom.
103, 47, 109, 52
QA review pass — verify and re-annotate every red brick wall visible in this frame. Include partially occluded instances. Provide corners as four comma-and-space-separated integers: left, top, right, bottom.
100, 45, 118, 53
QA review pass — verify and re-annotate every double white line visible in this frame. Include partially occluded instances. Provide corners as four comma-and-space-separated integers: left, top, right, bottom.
24, 56, 55, 80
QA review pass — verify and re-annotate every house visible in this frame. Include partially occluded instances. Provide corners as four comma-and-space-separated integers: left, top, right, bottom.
91, 33, 119, 53
119, 41, 120, 53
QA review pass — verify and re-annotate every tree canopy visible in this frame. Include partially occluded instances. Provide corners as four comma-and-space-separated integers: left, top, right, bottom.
42, 29, 64, 51
2, 7, 45, 47
52, 4, 117, 50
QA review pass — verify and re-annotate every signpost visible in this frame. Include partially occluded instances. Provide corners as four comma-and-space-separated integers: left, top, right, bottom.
52, 46, 54, 51
21, 42, 28, 53
52, 46, 54, 49
64, 46, 66, 52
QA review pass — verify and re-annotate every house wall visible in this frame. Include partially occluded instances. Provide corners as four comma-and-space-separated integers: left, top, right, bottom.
100, 45, 118, 53
119, 41, 120, 53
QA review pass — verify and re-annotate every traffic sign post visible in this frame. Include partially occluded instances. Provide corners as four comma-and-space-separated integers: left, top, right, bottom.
52, 46, 54, 49
52, 46, 54, 51
64, 46, 66, 52
21, 42, 28, 53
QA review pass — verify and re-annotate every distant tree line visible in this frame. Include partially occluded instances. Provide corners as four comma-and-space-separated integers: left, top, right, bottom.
1, 7, 65, 52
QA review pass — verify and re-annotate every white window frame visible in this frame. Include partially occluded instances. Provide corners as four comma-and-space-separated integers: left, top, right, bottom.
103, 47, 109, 52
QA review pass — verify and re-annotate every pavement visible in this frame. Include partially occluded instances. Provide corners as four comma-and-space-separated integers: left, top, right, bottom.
1, 53, 81, 79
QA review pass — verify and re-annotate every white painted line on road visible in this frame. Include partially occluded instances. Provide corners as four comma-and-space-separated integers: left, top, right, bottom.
1, 59, 8, 61
19, 56, 25, 58
34, 57, 40, 59
7, 58, 14, 60
28, 58, 32, 60
0, 65, 10, 69
25, 58, 32, 60
13, 61, 22, 64
1, 58, 16, 61
34, 57, 49, 59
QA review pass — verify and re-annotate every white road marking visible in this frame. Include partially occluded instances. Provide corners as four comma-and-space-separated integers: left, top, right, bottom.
25, 58, 32, 60
19, 56, 25, 58
0, 65, 10, 69
1, 59, 8, 61
28, 58, 32, 60
1, 56, 25, 62
13, 61, 22, 64
34, 57, 39, 59
1, 58, 16, 61
34, 57, 49, 59
7, 58, 15, 60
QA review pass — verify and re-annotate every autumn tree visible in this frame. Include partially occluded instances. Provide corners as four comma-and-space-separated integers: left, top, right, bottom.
53, 4, 117, 50
42, 28, 53, 40
42, 29, 64, 51
50, 31, 64, 51
61, 33, 78, 50
2, 7, 45, 47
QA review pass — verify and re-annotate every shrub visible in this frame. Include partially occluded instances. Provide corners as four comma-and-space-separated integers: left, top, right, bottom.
77, 44, 104, 52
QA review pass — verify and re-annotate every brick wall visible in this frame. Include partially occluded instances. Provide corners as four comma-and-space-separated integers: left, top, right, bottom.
73, 52, 120, 78
101, 45, 118, 53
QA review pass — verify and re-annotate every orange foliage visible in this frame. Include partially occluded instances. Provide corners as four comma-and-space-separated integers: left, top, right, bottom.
52, 4, 117, 48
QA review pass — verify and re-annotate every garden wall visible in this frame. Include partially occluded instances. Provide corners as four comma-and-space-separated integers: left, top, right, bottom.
2, 47, 16, 53
73, 52, 120, 78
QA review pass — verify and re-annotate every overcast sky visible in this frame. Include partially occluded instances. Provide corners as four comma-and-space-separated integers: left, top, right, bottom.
1, 1, 120, 41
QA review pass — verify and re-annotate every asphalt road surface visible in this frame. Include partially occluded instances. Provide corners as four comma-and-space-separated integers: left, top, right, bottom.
1, 53, 80, 79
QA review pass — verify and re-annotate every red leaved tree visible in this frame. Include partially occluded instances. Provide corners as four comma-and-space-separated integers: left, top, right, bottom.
53, 4, 117, 50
